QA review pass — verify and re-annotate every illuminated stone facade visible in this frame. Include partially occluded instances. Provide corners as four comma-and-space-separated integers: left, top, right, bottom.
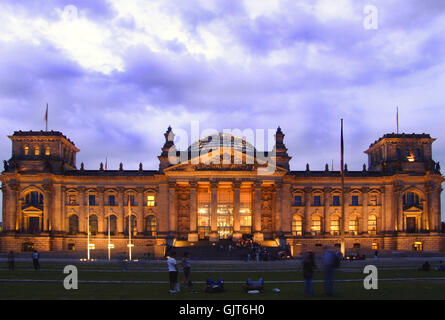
0, 128, 444, 256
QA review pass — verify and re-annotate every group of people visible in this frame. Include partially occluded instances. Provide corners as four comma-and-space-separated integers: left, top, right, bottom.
419, 260, 445, 272
7, 250, 40, 271
301, 248, 342, 297
166, 251, 192, 294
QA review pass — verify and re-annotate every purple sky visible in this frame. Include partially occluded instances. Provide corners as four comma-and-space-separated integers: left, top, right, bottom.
0, 0, 444, 221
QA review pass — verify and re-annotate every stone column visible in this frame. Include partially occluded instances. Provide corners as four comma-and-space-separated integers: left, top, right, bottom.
232, 181, 242, 241
117, 187, 124, 234
281, 183, 292, 235
137, 187, 144, 234
361, 187, 369, 234
60, 186, 66, 232
323, 187, 331, 235
394, 184, 403, 232
42, 183, 52, 233
7, 183, 19, 232
383, 184, 395, 233
209, 181, 219, 242
253, 181, 263, 242
168, 182, 177, 237
78, 187, 86, 233
343, 188, 351, 234
97, 187, 105, 234
52, 184, 62, 234
188, 181, 199, 242
304, 187, 312, 235
274, 182, 282, 236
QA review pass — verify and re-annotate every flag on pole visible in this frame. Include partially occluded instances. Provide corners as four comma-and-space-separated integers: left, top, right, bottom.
340, 119, 344, 175
396, 106, 399, 134
105, 157, 108, 170
44, 103, 48, 131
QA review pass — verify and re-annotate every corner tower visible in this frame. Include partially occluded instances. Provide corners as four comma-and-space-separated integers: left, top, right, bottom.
4, 130, 79, 173
365, 133, 439, 173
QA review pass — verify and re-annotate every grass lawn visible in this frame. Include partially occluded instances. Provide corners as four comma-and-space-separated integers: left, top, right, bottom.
1, 261, 444, 300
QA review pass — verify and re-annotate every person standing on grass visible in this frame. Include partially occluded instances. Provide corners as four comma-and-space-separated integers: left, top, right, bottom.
167, 251, 179, 293
32, 250, 40, 270
302, 251, 316, 296
182, 252, 192, 288
8, 251, 15, 271
322, 247, 340, 296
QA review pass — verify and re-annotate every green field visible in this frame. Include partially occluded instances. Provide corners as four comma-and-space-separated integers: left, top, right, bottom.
1, 260, 445, 299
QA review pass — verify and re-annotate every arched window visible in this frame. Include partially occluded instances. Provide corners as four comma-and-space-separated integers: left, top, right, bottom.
89, 215, 98, 236
368, 215, 377, 235
34, 145, 40, 156
25, 191, 44, 207
125, 215, 137, 236
106, 215, 117, 235
311, 216, 321, 235
403, 192, 420, 209
24, 145, 29, 155
349, 217, 359, 235
68, 215, 79, 235
330, 216, 340, 236
145, 215, 157, 237
292, 215, 302, 236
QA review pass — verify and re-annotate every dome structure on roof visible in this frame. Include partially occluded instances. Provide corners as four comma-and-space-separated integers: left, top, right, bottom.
187, 133, 257, 154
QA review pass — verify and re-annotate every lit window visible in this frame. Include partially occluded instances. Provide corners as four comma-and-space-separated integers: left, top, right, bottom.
146, 195, 155, 206
372, 242, 379, 250
45, 146, 50, 156
292, 216, 303, 236
24, 146, 29, 155
368, 215, 377, 235
349, 218, 358, 235
34, 146, 40, 156
330, 217, 340, 235
311, 216, 321, 235
369, 194, 378, 206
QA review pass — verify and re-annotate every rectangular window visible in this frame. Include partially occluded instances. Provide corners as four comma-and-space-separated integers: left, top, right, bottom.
293, 195, 302, 206
108, 195, 115, 206
146, 195, 155, 206
330, 219, 340, 235
128, 195, 135, 205
313, 195, 321, 206
351, 195, 359, 206
332, 195, 340, 206
349, 220, 358, 235
88, 195, 96, 206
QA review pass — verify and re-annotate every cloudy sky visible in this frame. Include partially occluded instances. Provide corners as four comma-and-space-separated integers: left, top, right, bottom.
0, 0, 444, 220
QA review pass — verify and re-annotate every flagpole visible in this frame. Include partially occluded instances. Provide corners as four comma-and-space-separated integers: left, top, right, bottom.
45, 103, 48, 132
396, 106, 399, 134
108, 214, 111, 260
128, 199, 132, 261
340, 119, 346, 257
87, 200, 90, 260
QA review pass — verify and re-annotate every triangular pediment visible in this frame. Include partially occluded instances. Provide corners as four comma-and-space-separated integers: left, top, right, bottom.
404, 206, 423, 213
164, 147, 287, 174
22, 205, 43, 213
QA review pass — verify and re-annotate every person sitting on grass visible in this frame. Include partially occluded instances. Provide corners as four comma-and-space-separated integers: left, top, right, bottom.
419, 261, 431, 271
435, 261, 445, 271
204, 277, 225, 293
242, 278, 264, 293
